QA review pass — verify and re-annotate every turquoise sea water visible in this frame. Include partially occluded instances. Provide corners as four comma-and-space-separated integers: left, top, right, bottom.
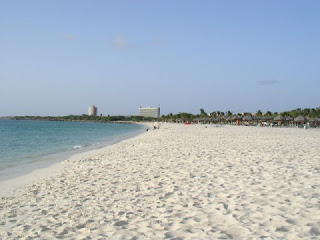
0, 120, 144, 178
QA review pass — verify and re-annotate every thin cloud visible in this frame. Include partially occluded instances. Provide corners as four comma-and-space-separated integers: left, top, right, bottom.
62, 33, 75, 41
112, 35, 129, 50
258, 80, 280, 86
152, 36, 164, 45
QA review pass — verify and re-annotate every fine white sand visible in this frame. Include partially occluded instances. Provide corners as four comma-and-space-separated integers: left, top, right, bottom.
0, 124, 319, 239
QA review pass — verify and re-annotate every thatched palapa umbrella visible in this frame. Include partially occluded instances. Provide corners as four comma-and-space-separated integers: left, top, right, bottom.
274, 115, 285, 121
274, 115, 286, 126
242, 115, 253, 125
217, 116, 225, 124
209, 117, 218, 123
294, 115, 306, 126
203, 118, 210, 124
310, 117, 320, 123
254, 116, 262, 121
309, 117, 320, 127
225, 116, 233, 123
285, 116, 293, 125
294, 115, 306, 122
175, 118, 183, 123
243, 115, 253, 121
192, 118, 199, 123
233, 115, 242, 125
264, 116, 274, 121
285, 116, 293, 121
229, 115, 238, 121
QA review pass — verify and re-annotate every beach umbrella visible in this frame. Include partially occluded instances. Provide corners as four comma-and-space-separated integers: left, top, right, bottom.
242, 115, 253, 121
230, 115, 236, 121
215, 116, 224, 123
274, 115, 286, 121
310, 117, 320, 123
294, 115, 306, 122
208, 117, 214, 123
232, 115, 242, 122
212, 117, 218, 122
203, 118, 210, 123
231, 115, 242, 125
263, 115, 273, 121
310, 118, 320, 128
259, 116, 266, 121
197, 118, 208, 123
254, 116, 262, 121
285, 116, 293, 121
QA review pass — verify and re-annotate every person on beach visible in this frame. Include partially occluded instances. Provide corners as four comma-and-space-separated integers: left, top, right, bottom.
153, 122, 160, 129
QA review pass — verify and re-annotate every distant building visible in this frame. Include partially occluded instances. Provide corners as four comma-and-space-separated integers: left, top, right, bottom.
89, 105, 98, 116
139, 107, 160, 118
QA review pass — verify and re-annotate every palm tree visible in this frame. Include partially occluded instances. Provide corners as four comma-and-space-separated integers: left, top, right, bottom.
226, 110, 232, 116
200, 108, 207, 116
265, 111, 272, 116
210, 112, 217, 117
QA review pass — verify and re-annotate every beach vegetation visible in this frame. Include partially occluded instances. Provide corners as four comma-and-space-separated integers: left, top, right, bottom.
256, 110, 262, 115
200, 108, 207, 116
226, 111, 233, 116
265, 111, 272, 115
11, 106, 320, 124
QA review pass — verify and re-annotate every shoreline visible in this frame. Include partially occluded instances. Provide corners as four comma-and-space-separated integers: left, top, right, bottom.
1, 123, 319, 239
0, 122, 149, 198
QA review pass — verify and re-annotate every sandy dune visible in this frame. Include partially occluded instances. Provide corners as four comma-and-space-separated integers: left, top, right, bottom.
0, 124, 319, 239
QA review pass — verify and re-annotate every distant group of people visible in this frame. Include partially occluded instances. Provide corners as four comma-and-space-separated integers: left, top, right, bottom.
153, 122, 160, 130
146, 122, 161, 132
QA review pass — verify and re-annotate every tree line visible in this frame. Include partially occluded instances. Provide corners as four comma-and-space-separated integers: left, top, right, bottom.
161, 107, 320, 121
11, 107, 320, 122
12, 115, 156, 122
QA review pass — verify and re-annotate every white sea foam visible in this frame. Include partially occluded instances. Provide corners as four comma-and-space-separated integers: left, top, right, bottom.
72, 145, 82, 149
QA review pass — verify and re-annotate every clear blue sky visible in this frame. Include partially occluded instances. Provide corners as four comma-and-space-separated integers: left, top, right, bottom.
1, 0, 319, 116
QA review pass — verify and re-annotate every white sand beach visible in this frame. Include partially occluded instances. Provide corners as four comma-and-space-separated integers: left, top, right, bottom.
0, 124, 319, 239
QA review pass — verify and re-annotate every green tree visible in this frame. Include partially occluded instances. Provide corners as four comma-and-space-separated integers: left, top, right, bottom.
210, 112, 217, 117
200, 109, 207, 116
265, 111, 272, 116
226, 110, 232, 116
180, 112, 193, 120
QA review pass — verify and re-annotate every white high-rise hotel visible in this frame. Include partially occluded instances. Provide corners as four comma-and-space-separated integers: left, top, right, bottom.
89, 105, 97, 116
139, 107, 160, 118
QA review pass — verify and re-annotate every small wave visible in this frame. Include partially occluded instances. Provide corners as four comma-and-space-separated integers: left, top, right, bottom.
72, 145, 83, 150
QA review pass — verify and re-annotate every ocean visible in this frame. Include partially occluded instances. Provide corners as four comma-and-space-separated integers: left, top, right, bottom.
0, 119, 145, 180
